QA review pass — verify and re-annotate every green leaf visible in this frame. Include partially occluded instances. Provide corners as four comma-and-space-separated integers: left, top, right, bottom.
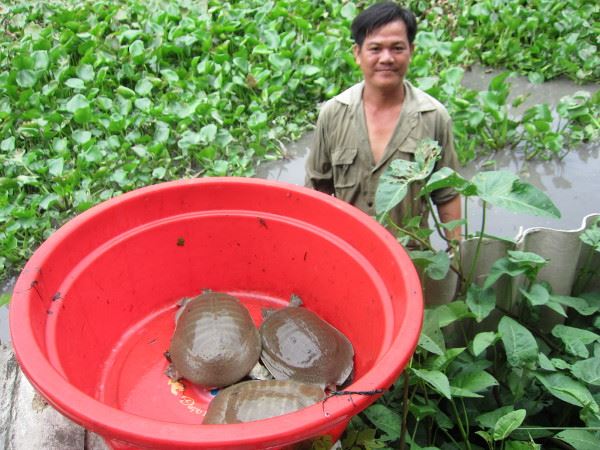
375, 140, 441, 215
135, 78, 154, 96
1, 136, 15, 151
411, 368, 452, 399
48, 158, 64, 177
498, 316, 538, 368
435, 301, 473, 327
17, 70, 37, 88
410, 250, 450, 280
555, 430, 600, 450
65, 94, 90, 112
451, 370, 498, 393
362, 404, 401, 440
520, 283, 549, 306
493, 409, 526, 441
65, 78, 85, 89
536, 373, 599, 411
72, 130, 92, 145
571, 357, 600, 386
471, 331, 499, 356
198, 124, 218, 144
552, 325, 600, 358
466, 284, 496, 322
472, 171, 561, 218
477, 406, 514, 429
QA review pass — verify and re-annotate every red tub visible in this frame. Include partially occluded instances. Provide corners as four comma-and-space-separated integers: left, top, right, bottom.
10, 178, 423, 449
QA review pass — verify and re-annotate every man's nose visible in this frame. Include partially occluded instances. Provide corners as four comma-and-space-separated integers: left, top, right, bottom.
379, 49, 394, 62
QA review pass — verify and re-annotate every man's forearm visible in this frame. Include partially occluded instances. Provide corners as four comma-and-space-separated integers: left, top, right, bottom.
437, 195, 462, 242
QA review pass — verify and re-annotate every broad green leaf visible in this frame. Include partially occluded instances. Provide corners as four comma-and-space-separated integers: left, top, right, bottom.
198, 124, 218, 144
520, 283, 549, 306
472, 171, 560, 218
48, 158, 64, 177
498, 316, 538, 368
552, 325, 600, 358
471, 331, 499, 356
466, 284, 496, 322
39, 193, 61, 210
493, 409, 526, 441
65, 78, 85, 89
17, 70, 37, 88
135, 78, 153, 96
65, 94, 89, 112
340, 2, 358, 20
435, 301, 473, 327
362, 404, 401, 440
555, 430, 600, 450
477, 406, 514, 429
76, 64, 95, 81
451, 370, 498, 393
1, 137, 15, 151
571, 357, 600, 386
129, 40, 145, 58
536, 373, 599, 411
550, 295, 600, 316
32, 50, 49, 70
411, 369, 452, 399
178, 131, 201, 150
423, 167, 474, 195
375, 140, 441, 215
410, 250, 450, 280
72, 130, 92, 145
248, 111, 267, 130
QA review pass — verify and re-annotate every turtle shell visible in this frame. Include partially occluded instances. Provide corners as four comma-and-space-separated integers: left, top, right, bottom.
203, 380, 325, 424
259, 306, 354, 387
168, 292, 261, 388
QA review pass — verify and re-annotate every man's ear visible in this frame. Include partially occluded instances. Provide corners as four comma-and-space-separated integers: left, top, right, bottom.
352, 43, 361, 63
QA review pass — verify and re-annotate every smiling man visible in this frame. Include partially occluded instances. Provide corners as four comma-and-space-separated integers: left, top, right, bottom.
305, 1, 461, 244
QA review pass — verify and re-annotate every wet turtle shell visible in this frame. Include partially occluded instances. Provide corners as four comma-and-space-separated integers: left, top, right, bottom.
203, 380, 325, 424
168, 292, 261, 388
259, 305, 354, 388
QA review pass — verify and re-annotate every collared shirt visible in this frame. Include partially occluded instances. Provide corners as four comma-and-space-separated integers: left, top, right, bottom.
305, 80, 459, 229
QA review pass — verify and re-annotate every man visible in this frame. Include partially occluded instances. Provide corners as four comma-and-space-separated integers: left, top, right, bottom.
305, 1, 461, 244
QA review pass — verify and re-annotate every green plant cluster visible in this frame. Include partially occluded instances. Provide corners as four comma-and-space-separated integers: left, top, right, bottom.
0, 0, 359, 279
1, 0, 599, 287
407, 0, 600, 83
366, 142, 600, 449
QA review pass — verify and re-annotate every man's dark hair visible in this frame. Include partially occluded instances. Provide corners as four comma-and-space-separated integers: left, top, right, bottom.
351, 1, 417, 47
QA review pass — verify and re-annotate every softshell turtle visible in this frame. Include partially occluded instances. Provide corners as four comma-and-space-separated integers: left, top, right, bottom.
203, 379, 325, 424
168, 291, 261, 388
259, 295, 354, 388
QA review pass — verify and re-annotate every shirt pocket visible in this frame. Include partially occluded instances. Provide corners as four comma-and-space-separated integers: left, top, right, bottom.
331, 147, 358, 189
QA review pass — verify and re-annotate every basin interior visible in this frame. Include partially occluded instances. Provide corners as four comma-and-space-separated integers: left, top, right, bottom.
13, 179, 420, 448
42, 211, 395, 423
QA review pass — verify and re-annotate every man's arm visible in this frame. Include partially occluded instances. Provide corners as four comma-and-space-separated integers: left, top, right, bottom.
436, 195, 462, 242
305, 109, 335, 195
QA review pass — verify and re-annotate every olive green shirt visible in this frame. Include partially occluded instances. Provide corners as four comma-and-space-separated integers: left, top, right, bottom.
305, 80, 459, 228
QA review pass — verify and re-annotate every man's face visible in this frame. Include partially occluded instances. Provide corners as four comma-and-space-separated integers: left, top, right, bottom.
353, 20, 414, 91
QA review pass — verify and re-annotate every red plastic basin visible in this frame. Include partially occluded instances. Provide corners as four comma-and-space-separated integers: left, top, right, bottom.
10, 178, 423, 449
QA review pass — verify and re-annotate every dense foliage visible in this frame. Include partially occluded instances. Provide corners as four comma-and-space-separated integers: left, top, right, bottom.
370, 143, 600, 450
1, 0, 599, 282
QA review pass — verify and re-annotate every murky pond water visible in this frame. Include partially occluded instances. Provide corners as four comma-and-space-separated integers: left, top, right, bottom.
1, 67, 598, 345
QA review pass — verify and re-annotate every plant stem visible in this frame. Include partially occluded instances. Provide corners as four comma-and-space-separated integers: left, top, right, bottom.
399, 371, 410, 450
464, 200, 488, 290
450, 400, 472, 450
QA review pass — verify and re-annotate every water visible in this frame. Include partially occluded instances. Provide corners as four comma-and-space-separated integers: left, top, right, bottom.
2, 67, 598, 344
